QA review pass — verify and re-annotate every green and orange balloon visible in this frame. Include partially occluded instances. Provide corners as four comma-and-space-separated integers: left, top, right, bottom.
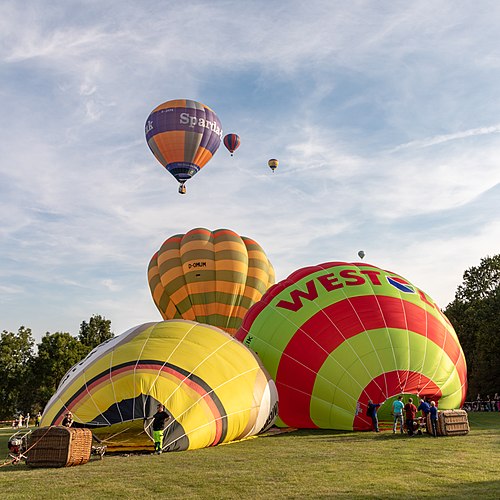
148, 228, 275, 336
236, 262, 467, 430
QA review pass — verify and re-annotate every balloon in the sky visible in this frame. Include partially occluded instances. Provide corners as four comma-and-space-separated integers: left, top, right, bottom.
358, 250, 365, 259
148, 228, 275, 336
236, 262, 467, 431
268, 159, 279, 172
223, 133, 241, 156
145, 99, 223, 194
41, 320, 278, 452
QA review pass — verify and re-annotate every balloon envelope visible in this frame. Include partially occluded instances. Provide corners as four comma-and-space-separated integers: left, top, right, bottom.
148, 228, 275, 336
236, 262, 467, 430
223, 133, 241, 154
145, 99, 222, 186
41, 320, 278, 452
268, 159, 279, 171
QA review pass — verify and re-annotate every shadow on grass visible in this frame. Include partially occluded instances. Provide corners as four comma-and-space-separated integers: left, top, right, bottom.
259, 427, 443, 445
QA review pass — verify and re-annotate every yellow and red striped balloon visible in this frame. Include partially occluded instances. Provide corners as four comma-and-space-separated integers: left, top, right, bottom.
41, 320, 278, 452
236, 262, 467, 430
148, 228, 275, 336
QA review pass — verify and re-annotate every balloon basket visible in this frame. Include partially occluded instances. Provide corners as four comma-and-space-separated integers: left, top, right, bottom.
426, 410, 469, 436
26, 427, 93, 468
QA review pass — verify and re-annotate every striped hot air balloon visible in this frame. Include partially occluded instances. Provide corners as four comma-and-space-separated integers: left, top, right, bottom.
268, 159, 278, 172
145, 99, 223, 194
236, 262, 467, 431
41, 320, 278, 452
148, 228, 275, 336
223, 133, 241, 156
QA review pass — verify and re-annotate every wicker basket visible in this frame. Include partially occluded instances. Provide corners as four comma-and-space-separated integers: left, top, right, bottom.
437, 409, 469, 436
426, 410, 469, 436
26, 426, 93, 468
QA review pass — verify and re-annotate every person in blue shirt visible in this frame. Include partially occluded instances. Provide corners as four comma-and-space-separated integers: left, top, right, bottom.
429, 401, 439, 437
367, 400, 383, 432
392, 395, 405, 434
418, 398, 431, 417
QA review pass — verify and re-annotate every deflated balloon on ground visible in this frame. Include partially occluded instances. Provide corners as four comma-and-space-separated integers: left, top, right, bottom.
41, 320, 278, 452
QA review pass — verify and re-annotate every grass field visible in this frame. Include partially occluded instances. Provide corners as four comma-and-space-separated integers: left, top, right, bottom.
1, 413, 499, 499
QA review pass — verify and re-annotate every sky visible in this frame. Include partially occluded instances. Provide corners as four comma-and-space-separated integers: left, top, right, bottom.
1, 1, 499, 341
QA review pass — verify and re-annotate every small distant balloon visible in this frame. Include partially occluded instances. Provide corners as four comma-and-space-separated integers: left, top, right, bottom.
268, 159, 279, 172
223, 134, 241, 156
358, 251, 365, 259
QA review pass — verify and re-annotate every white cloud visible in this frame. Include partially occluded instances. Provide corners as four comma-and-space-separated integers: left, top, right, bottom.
390, 125, 500, 152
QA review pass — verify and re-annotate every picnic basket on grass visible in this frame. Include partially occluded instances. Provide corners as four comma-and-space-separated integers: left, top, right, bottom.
26, 426, 92, 468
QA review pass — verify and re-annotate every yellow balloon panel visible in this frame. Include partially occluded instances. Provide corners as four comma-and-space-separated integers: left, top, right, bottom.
41, 320, 278, 452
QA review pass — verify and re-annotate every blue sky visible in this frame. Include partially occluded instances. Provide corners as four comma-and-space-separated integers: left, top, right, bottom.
1, 1, 499, 341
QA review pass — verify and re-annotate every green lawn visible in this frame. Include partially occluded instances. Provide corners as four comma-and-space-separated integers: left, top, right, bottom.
1, 413, 499, 499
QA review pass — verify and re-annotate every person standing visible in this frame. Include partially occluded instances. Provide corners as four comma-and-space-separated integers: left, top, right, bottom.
404, 398, 417, 436
62, 411, 74, 427
151, 404, 172, 454
35, 412, 42, 427
25, 412, 30, 427
429, 401, 439, 437
418, 398, 430, 418
367, 400, 382, 432
392, 396, 405, 434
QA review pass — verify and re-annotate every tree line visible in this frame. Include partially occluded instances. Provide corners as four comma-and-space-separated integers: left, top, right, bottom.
0, 315, 113, 420
1, 255, 498, 420
444, 254, 499, 401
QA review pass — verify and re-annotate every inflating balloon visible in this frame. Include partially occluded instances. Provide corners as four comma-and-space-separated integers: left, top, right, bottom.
358, 250, 365, 259
223, 133, 240, 156
145, 99, 223, 194
41, 320, 278, 452
236, 262, 467, 431
268, 159, 279, 172
148, 228, 275, 336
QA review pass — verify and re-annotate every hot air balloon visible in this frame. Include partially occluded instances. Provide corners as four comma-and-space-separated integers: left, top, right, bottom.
145, 99, 223, 194
358, 250, 365, 259
268, 159, 279, 172
148, 228, 275, 336
223, 133, 240, 156
236, 262, 467, 431
41, 320, 279, 452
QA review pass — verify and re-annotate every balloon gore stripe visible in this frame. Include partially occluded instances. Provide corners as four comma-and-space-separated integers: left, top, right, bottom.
50, 360, 228, 446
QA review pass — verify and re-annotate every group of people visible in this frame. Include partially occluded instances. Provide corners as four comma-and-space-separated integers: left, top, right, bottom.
472, 393, 499, 412
367, 396, 439, 437
12, 412, 42, 429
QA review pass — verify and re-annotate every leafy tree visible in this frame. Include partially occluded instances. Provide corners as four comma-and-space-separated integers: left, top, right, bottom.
0, 327, 35, 419
30, 332, 89, 410
78, 314, 114, 350
445, 255, 500, 399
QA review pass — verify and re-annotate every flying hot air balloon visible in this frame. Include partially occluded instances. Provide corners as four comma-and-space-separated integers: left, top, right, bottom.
41, 320, 279, 452
236, 262, 467, 431
223, 133, 241, 156
358, 250, 365, 259
145, 99, 223, 194
148, 228, 275, 336
268, 159, 279, 172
